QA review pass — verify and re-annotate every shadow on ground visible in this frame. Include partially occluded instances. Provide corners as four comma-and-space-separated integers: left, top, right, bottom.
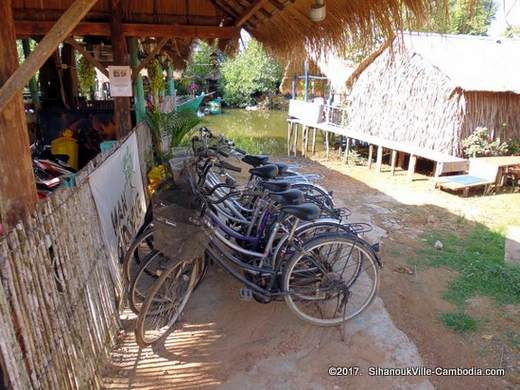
102, 157, 519, 390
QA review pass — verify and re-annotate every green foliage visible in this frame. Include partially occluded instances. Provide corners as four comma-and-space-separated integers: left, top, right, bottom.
503, 25, 520, 38
415, 225, 520, 307
415, 0, 497, 35
182, 41, 216, 93
77, 56, 96, 97
220, 40, 282, 107
147, 59, 165, 105
146, 108, 200, 163
441, 312, 478, 332
462, 127, 510, 157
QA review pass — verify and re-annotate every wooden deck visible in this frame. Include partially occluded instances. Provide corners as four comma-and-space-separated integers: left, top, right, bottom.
287, 117, 469, 181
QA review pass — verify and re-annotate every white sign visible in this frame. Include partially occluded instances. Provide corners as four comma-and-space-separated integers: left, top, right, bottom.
89, 133, 147, 277
108, 65, 133, 97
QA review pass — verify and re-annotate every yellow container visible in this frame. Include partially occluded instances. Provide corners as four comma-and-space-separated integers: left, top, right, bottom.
51, 129, 78, 170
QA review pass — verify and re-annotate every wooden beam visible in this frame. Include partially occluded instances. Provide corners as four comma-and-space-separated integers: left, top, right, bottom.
0, 0, 37, 228
123, 23, 240, 38
0, 0, 98, 113
64, 38, 109, 77
236, 0, 270, 27
15, 21, 240, 39
132, 37, 170, 81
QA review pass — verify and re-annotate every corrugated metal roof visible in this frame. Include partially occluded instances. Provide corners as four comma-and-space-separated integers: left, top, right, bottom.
402, 32, 520, 93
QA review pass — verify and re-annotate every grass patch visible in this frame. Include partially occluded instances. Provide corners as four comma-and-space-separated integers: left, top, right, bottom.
413, 225, 520, 306
441, 312, 478, 333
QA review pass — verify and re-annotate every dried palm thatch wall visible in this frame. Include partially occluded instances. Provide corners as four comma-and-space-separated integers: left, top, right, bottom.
346, 44, 520, 157
347, 47, 465, 156
0, 125, 152, 389
462, 91, 520, 143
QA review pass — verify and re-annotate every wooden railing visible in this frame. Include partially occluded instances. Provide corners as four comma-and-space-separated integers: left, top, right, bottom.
324, 104, 349, 127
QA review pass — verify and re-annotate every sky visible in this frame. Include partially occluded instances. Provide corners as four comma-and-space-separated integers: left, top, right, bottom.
489, 0, 520, 36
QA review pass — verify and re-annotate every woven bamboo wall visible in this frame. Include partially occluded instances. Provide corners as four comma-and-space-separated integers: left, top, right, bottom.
0, 124, 152, 389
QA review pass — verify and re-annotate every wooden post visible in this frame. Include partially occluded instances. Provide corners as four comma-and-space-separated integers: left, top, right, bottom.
129, 38, 146, 124
167, 63, 175, 96
302, 126, 308, 157
408, 154, 417, 181
343, 137, 351, 163
291, 77, 296, 99
434, 162, 443, 178
312, 128, 317, 155
325, 131, 330, 160
60, 42, 79, 108
376, 145, 383, 172
303, 59, 309, 102
0, 0, 37, 228
0, 0, 99, 112
397, 151, 406, 169
368, 144, 374, 169
287, 122, 292, 156
390, 150, 398, 175
111, 0, 132, 138
293, 124, 299, 156
21, 39, 40, 108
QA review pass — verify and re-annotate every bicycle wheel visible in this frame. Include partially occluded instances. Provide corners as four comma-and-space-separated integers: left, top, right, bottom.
283, 234, 379, 326
122, 226, 155, 283
128, 249, 173, 314
290, 183, 335, 209
135, 258, 200, 347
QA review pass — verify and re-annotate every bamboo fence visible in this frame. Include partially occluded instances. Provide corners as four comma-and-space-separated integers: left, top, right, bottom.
0, 124, 152, 389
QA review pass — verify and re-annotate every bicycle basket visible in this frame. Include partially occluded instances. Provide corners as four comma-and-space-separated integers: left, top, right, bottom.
153, 187, 207, 260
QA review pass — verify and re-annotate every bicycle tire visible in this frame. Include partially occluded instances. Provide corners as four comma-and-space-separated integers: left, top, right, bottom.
135, 258, 200, 347
283, 234, 379, 326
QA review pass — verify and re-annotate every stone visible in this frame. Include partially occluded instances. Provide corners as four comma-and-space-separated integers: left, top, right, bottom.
434, 240, 443, 250
505, 226, 520, 265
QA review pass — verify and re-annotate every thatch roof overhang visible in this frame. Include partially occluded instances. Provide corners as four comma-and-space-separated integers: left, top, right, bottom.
12, 1, 431, 58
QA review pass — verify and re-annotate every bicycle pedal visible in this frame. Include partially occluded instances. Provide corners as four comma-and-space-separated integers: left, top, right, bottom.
239, 287, 253, 301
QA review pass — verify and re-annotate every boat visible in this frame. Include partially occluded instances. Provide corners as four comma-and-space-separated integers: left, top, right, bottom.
175, 93, 205, 113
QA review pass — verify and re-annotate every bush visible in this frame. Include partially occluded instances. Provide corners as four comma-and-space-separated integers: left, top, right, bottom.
462, 127, 510, 157
220, 40, 282, 107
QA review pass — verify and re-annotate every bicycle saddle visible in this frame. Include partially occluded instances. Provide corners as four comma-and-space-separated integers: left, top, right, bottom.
259, 180, 290, 192
249, 164, 279, 179
274, 162, 288, 174
242, 154, 269, 167
281, 203, 321, 221
269, 189, 304, 205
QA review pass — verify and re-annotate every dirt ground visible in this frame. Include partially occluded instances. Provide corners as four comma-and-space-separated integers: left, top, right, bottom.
103, 156, 519, 390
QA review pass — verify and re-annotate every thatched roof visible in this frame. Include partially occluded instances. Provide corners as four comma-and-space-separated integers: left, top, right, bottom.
348, 32, 520, 94
12, 0, 431, 61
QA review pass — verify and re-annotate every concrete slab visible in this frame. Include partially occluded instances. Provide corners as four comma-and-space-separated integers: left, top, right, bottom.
505, 226, 520, 264
104, 268, 433, 390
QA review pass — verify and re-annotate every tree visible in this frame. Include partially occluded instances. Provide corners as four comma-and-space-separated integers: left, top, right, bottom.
503, 25, 520, 38
417, 0, 497, 35
220, 40, 282, 107
182, 41, 216, 93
